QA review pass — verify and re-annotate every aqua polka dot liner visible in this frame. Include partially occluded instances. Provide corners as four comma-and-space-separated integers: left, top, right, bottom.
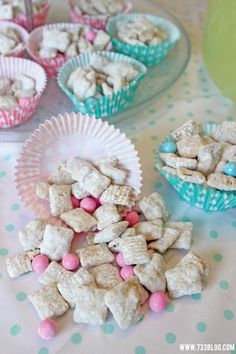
155, 122, 236, 211
57, 51, 147, 118
106, 13, 180, 66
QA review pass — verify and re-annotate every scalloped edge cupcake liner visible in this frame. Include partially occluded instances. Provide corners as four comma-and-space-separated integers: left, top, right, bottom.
0, 21, 29, 58
155, 122, 236, 211
57, 51, 147, 118
15, 112, 143, 219
1, 2, 51, 29
26, 22, 113, 79
106, 13, 181, 66
0, 57, 47, 128
68, 0, 132, 30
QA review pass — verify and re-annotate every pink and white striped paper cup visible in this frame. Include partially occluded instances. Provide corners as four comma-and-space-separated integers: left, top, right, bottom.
0, 57, 47, 128
68, 0, 132, 30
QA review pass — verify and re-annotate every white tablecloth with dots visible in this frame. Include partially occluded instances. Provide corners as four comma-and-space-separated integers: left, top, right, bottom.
0, 1, 236, 354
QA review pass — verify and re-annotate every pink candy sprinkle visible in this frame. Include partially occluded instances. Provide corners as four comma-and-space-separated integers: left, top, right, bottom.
38, 319, 57, 340
120, 265, 134, 280
116, 252, 126, 267
18, 97, 32, 107
124, 211, 139, 227
32, 254, 49, 273
85, 30, 96, 42
62, 253, 80, 271
149, 292, 168, 313
80, 197, 97, 214
71, 195, 80, 209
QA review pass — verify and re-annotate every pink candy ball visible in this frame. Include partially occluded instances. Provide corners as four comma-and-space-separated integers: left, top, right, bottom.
92, 196, 101, 207
116, 252, 126, 267
124, 211, 139, 227
32, 254, 49, 273
80, 197, 97, 214
149, 292, 168, 313
120, 265, 134, 280
85, 30, 96, 42
38, 319, 57, 340
71, 195, 80, 209
62, 253, 80, 271
18, 97, 32, 107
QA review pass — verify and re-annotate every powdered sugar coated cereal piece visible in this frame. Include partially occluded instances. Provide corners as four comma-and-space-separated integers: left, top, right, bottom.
176, 134, 204, 158
73, 286, 108, 326
77, 244, 114, 268
36, 182, 50, 200
97, 163, 127, 185
60, 208, 97, 233
94, 221, 128, 243
139, 192, 169, 221
40, 225, 74, 261
48, 161, 74, 185
161, 166, 178, 175
49, 184, 73, 217
197, 143, 223, 176
90, 263, 122, 290
207, 172, 236, 191
148, 227, 180, 253
18, 219, 46, 251
134, 220, 163, 241
29, 285, 69, 320
211, 121, 236, 145
108, 237, 123, 253
177, 167, 206, 184
121, 227, 136, 238
6, 249, 39, 278
71, 182, 90, 199
94, 203, 121, 230
160, 153, 198, 170
171, 120, 200, 141
176, 251, 209, 280
39, 261, 73, 285
120, 235, 150, 265
167, 222, 193, 250
100, 185, 133, 206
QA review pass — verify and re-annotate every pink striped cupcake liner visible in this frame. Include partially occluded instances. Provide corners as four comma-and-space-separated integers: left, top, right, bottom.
0, 21, 29, 58
68, 0, 132, 30
0, 57, 47, 128
27, 22, 112, 78
1, 2, 51, 30
15, 112, 142, 219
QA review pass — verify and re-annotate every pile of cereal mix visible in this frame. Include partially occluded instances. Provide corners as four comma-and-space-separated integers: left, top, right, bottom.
6, 156, 209, 339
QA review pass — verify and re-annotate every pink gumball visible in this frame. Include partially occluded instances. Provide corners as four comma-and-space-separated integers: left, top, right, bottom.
116, 252, 126, 267
149, 292, 168, 313
120, 265, 134, 280
80, 197, 97, 214
124, 211, 139, 227
71, 195, 80, 208
18, 97, 32, 107
85, 30, 96, 42
62, 253, 80, 271
38, 319, 57, 339
32, 255, 49, 273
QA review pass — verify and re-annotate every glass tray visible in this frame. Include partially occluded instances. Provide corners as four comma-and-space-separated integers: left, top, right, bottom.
0, 0, 191, 142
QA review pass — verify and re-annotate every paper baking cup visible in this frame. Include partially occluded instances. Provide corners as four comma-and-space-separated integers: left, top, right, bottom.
106, 13, 180, 66
57, 51, 147, 118
2, 2, 51, 29
68, 0, 132, 30
0, 57, 47, 128
15, 112, 142, 218
155, 123, 236, 211
0, 21, 29, 58
26, 23, 112, 79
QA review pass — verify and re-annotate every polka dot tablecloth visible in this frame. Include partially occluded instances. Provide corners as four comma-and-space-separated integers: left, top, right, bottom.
0, 1, 236, 354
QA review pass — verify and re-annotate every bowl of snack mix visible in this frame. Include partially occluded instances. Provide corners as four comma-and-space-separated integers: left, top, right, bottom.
155, 119, 236, 211
106, 13, 180, 66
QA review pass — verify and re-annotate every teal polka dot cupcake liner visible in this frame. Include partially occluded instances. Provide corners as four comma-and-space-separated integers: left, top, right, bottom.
155, 122, 236, 212
106, 13, 180, 66
57, 51, 147, 118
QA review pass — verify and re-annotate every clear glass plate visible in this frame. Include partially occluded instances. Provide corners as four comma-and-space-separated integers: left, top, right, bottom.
0, 0, 191, 142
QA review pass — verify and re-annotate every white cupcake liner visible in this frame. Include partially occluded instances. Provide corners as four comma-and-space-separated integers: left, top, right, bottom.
0, 57, 47, 128
26, 22, 112, 78
0, 21, 29, 58
68, 0, 132, 30
15, 112, 142, 218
